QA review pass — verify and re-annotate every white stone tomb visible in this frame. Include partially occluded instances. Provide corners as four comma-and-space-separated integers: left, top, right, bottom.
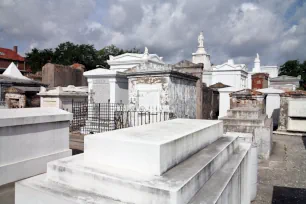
0, 108, 72, 186
16, 119, 253, 204
39, 85, 88, 112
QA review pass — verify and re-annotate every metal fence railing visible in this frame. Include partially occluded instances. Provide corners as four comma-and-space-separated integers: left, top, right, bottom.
70, 100, 175, 134
0, 101, 7, 109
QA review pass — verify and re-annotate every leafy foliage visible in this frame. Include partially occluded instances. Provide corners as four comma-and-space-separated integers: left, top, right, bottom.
279, 60, 306, 89
25, 42, 139, 72
25, 48, 53, 73
97, 45, 140, 69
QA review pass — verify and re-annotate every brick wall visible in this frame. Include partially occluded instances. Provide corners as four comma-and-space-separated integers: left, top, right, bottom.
42, 63, 87, 87
0, 59, 26, 71
252, 73, 269, 90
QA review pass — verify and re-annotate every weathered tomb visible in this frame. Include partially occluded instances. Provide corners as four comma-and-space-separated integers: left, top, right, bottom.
16, 119, 254, 204
278, 90, 306, 132
0, 108, 72, 186
126, 63, 198, 119
38, 85, 88, 112
83, 47, 165, 104
220, 89, 272, 159
258, 87, 284, 129
173, 60, 204, 119
269, 75, 301, 91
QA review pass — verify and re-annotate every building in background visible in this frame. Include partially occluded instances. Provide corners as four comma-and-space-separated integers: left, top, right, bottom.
212, 59, 248, 89
0, 63, 47, 107
191, 33, 248, 89
0, 46, 31, 73
270, 75, 301, 91
248, 54, 279, 88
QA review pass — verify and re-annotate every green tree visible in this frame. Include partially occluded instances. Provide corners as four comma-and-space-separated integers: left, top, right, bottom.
279, 60, 301, 77
53, 42, 98, 70
25, 48, 53, 73
25, 43, 139, 72
279, 60, 306, 90
97, 45, 140, 69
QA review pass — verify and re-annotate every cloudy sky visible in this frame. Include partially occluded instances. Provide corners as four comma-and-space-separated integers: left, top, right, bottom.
0, 0, 305, 69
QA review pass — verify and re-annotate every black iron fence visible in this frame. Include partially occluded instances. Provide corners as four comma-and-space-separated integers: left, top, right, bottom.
70, 100, 175, 134
0, 101, 6, 109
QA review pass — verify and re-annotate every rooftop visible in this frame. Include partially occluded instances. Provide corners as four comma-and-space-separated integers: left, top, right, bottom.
0, 47, 24, 62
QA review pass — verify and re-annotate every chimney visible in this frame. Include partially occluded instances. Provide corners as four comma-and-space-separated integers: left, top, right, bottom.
13, 46, 18, 53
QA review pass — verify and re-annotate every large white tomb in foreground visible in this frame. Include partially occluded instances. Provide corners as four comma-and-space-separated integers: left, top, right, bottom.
16, 119, 254, 204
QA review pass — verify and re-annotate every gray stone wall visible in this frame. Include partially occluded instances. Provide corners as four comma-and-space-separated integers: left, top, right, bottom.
230, 90, 266, 113
202, 87, 219, 119
173, 60, 204, 119
278, 94, 306, 131
278, 96, 289, 131
128, 76, 169, 109
168, 76, 196, 119
128, 73, 197, 119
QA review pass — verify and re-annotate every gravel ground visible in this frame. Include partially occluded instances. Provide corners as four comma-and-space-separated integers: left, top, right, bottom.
253, 134, 306, 204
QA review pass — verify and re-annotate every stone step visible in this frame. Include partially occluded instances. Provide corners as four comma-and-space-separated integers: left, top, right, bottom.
46, 136, 239, 204
188, 143, 251, 204
16, 174, 121, 204
227, 108, 262, 119
221, 115, 267, 126
84, 119, 224, 176
224, 124, 259, 133
225, 132, 254, 143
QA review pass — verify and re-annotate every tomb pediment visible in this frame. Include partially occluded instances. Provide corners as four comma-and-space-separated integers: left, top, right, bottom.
110, 54, 143, 62
109, 53, 164, 64
270, 75, 300, 81
230, 89, 263, 96
174, 60, 197, 67
84, 68, 125, 77
214, 63, 246, 71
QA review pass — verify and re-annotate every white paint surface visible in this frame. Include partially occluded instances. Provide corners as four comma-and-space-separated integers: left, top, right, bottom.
39, 86, 88, 112
15, 119, 253, 204
258, 88, 284, 127
85, 119, 223, 176
3, 62, 31, 80
107, 48, 165, 72
0, 108, 72, 186
218, 87, 243, 118
0, 107, 72, 127
84, 68, 128, 104
212, 60, 248, 89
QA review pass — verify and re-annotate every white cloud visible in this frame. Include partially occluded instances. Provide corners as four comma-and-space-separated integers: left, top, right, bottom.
0, 0, 305, 66
240, 3, 258, 12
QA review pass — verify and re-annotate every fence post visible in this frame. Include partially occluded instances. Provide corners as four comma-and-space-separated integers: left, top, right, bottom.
108, 99, 110, 131
148, 107, 150, 124
98, 103, 101, 132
